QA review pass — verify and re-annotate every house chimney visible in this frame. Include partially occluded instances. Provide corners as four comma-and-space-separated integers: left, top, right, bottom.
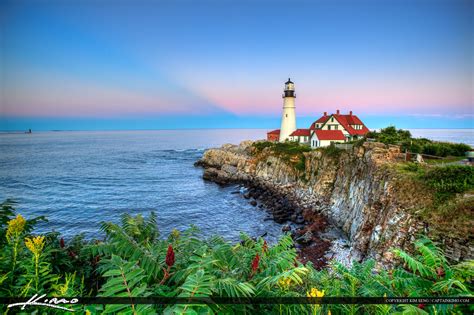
349, 110, 353, 116
336, 109, 340, 115
323, 111, 327, 116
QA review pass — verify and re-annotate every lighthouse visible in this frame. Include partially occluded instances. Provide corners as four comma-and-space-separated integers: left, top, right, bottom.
279, 78, 297, 142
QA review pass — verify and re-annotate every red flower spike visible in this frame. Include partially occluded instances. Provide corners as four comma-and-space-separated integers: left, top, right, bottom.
436, 267, 445, 277
166, 245, 175, 267
418, 304, 425, 309
251, 253, 260, 273
262, 240, 268, 253
59, 238, 65, 248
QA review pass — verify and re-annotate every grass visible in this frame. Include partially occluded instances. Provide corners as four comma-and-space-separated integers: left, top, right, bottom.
421, 196, 474, 239
422, 165, 474, 202
395, 163, 474, 238
424, 156, 466, 165
319, 143, 343, 158
252, 141, 311, 172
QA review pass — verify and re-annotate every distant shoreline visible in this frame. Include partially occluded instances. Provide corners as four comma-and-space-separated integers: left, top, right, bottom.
0, 128, 473, 133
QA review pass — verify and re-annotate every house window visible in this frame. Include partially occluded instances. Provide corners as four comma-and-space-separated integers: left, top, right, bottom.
335, 125, 338, 130
331, 117, 334, 122
327, 125, 331, 130
285, 114, 288, 118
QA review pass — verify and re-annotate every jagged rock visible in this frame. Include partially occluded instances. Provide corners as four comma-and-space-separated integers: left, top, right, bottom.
297, 231, 313, 244
282, 224, 291, 232
250, 200, 257, 206
295, 215, 305, 224
196, 140, 473, 265
273, 216, 286, 224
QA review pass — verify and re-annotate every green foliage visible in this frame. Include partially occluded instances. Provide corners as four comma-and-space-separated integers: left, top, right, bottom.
366, 126, 412, 145
99, 255, 152, 314
399, 163, 473, 202
320, 143, 343, 158
402, 162, 424, 174
294, 155, 306, 171
422, 165, 474, 201
252, 141, 310, 173
252, 141, 311, 156
252, 141, 275, 153
365, 126, 471, 157
1, 202, 472, 314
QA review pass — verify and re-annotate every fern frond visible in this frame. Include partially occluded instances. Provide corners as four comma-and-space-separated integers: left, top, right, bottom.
414, 239, 444, 269
393, 249, 435, 278
256, 266, 308, 291
214, 278, 255, 297
99, 255, 151, 315
432, 278, 469, 294
178, 269, 214, 297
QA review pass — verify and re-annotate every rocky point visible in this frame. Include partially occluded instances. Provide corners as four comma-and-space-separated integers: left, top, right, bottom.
195, 140, 473, 268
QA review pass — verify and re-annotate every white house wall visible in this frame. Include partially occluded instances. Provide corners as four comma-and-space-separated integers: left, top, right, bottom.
321, 116, 350, 136
310, 133, 345, 148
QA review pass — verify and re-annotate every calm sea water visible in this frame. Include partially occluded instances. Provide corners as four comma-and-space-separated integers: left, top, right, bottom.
0, 129, 472, 241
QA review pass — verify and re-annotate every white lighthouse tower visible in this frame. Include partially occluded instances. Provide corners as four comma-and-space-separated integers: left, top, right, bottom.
279, 78, 297, 142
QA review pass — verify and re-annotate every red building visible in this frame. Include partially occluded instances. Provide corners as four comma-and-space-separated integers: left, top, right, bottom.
266, 129, 280, 142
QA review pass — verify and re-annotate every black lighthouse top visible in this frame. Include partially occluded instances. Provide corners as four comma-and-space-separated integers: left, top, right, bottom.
283, 78, 295, 98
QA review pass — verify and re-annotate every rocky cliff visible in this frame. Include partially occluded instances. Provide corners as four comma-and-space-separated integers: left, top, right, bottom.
196, 141, 473, 266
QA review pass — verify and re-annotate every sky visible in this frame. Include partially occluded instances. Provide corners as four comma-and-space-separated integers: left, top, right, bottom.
0, 0, 472, 130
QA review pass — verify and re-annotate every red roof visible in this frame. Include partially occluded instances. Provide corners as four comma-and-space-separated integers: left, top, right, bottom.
310, 112, 369, 136
290, 129, 311, 137
267, 129, 280, 135
315, 115, 330, 124
310, 116, 330, 129
331, 114, 369, 136
314, 130, 346, 141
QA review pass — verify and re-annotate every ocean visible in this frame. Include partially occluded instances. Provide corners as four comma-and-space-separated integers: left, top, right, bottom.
0, 129, 472, 241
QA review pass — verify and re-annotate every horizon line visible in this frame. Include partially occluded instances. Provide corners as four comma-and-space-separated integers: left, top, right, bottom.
1, 127, 473, 133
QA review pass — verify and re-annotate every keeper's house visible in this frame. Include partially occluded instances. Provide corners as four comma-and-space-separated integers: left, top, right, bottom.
308, 110, 369, 148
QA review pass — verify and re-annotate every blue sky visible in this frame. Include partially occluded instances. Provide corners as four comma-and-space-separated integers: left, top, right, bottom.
0, 0, 472, 130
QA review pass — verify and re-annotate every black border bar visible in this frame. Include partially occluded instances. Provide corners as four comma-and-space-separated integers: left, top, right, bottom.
1, 297, 473, 305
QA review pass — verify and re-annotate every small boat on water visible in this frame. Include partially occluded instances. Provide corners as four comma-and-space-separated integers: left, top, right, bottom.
25, 129, 32, 134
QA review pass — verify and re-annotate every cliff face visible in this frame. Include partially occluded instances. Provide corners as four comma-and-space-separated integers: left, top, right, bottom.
198, 141, 473, 265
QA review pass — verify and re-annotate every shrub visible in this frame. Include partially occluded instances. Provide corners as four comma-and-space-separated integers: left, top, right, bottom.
321, 143, 343, 158
421, 165, 474, 201
294, 155, 306, 171
402, 162, 424, 173
253, 141, 310, 172
272, 141, 311, 156
252, 141, 274, 154
0, 201, 472, 314
366, 126, 471, 157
